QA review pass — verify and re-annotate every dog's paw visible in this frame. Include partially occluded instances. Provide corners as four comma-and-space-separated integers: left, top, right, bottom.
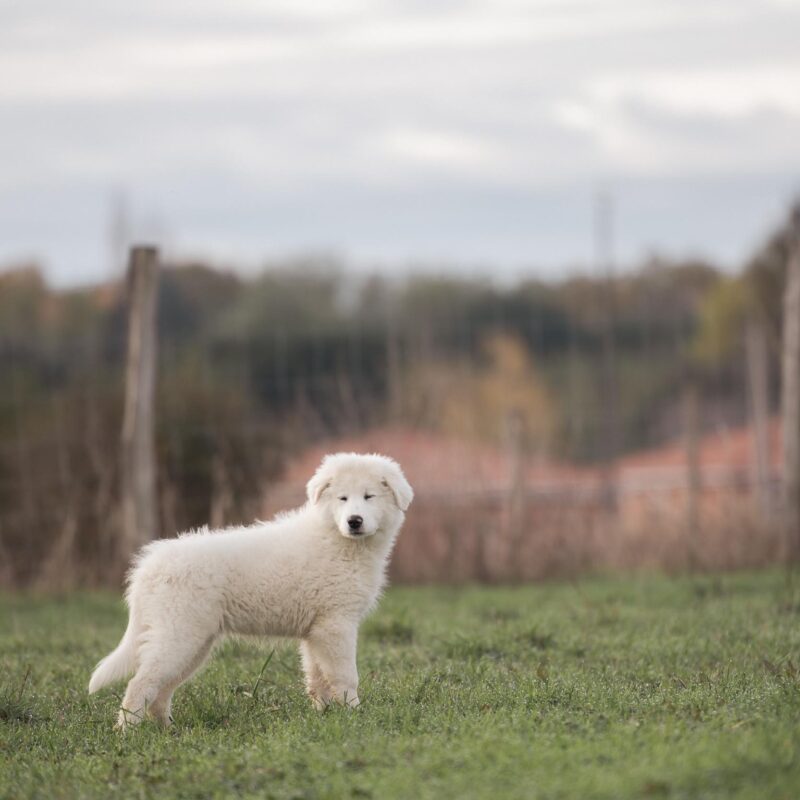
311, 696, 327, 712
341, 693, 360, 709
310, 691, 360, 711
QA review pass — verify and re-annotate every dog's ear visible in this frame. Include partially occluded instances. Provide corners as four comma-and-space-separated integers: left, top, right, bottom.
381, 464, 414, 511
306, 464, 331, 504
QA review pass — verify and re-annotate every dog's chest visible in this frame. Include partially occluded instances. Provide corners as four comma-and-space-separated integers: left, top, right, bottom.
222, 557, 382, 638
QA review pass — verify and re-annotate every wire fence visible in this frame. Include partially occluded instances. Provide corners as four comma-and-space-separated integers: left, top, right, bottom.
0, 229, 792, 587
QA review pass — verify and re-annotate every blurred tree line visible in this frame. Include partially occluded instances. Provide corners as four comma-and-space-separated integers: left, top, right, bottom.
0, 207, 793, 585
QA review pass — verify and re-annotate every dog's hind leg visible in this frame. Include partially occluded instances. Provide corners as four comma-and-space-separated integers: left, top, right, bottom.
150, 635, 216, 726
117, 671, 161, 730
118, 633, 216, 729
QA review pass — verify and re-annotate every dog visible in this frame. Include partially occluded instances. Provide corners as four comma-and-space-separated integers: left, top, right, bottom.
88, 452, 413, 728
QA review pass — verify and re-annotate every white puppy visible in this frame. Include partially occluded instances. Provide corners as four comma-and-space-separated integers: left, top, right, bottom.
88, 452, 413, 728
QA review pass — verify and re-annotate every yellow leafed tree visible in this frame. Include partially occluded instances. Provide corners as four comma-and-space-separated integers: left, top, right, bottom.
404, 332, 558, 454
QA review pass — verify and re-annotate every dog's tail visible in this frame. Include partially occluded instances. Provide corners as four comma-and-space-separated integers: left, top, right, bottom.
88, 613, 139, 694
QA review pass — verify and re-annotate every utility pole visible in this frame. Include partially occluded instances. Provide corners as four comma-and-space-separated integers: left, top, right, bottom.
595, 189, 620, 509
108, 190, 130, 278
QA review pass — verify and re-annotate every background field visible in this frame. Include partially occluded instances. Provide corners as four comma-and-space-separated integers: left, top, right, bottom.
2, 570, 800, 799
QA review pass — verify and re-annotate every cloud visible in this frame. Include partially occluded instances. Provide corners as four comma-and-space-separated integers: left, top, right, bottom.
379, 128, 499, 171
552, 63, 800, 175
590, 66, 800, 119
1, 0, 799, 283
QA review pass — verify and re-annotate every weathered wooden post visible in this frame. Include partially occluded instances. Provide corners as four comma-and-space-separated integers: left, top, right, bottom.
745, 318, 771, 521
782, 209, 800, 563
120, 246, 160, 567
683, 380, 701, 570
506, 408, 526, 579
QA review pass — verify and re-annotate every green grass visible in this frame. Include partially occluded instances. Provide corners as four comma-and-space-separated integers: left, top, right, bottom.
2, 571, 800, 799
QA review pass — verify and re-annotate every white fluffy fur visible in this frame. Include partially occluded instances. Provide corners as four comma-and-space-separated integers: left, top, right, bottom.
89, 452, 413, 729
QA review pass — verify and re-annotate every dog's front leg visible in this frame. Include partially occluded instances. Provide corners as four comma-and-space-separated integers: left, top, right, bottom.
304, 622, 360, 709
299, 640, 331, 710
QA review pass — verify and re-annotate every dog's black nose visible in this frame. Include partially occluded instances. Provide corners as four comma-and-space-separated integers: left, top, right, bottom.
348, 515, 363, 531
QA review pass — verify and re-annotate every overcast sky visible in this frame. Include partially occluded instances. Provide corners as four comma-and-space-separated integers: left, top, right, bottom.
2, 0, 800, 286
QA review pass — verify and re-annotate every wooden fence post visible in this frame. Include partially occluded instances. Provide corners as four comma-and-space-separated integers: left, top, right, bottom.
782, 210, 800, 564
506, 408, 526, 579
683, 381, 701, 570
745, 318, 771, 521
120, 246, 160, 567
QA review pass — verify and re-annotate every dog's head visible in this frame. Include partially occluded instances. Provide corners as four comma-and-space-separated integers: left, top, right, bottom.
306, 452, 414, 539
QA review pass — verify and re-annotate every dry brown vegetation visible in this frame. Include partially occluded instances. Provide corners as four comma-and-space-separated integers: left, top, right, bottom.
262, 422, 781, 583
1, 204, 795, 588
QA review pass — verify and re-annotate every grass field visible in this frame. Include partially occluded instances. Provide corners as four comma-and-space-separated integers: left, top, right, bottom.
2, 571, 800, 799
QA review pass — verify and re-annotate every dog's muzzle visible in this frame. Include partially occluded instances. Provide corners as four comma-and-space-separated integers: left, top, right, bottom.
347, 515, 364, 533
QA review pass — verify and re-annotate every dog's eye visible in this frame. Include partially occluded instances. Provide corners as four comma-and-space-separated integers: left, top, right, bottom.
364, 494, 374, 500
339, 496, 348, 502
